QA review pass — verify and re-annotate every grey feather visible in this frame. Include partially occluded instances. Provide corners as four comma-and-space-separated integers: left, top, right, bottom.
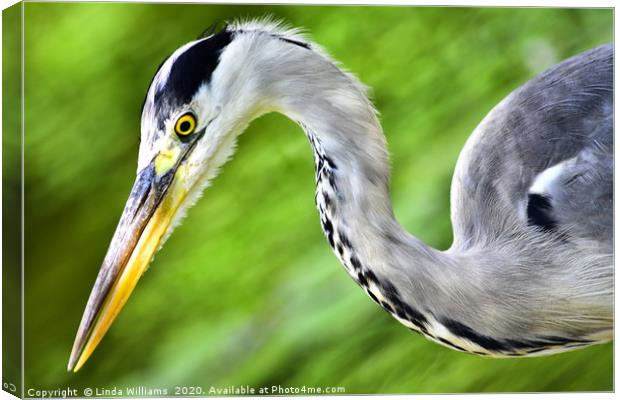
451, 44, 612, 251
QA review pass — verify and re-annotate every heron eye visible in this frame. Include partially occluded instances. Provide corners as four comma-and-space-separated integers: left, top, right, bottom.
174, 113, 197, 137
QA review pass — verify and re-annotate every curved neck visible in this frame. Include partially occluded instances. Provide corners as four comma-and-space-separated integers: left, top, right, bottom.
261, 48, 459, 335
222, 36, 606, 355
262, 59, 599, 354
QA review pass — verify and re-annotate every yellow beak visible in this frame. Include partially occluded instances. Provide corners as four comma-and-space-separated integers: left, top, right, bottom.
67, 161, 188, 372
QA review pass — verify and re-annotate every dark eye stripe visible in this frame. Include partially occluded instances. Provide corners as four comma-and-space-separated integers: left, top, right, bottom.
155, 30, 233, 107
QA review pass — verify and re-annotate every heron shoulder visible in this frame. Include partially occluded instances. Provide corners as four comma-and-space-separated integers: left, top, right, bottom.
449, 44, 612, 248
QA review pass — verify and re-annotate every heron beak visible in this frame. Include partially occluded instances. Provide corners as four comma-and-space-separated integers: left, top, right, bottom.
67, 156, 189, 372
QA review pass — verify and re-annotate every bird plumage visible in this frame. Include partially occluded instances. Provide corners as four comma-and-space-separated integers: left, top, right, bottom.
69, 19, 613, 371
451, 43, 612, 251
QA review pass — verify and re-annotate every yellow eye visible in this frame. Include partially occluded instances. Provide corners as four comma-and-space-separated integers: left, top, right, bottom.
174, 112, 197, 137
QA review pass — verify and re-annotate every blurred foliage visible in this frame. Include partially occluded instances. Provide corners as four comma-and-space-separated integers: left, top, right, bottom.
16, 3, 612, 394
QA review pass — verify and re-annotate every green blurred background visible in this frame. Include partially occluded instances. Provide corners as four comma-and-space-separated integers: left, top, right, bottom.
15, 3, 612, 394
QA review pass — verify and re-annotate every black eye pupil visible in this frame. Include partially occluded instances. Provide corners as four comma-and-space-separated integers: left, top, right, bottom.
180, 121, 191, 132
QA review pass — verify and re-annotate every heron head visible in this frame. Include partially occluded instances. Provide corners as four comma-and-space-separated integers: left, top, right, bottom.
138, 29, 268, 194
68, 28, 265, 372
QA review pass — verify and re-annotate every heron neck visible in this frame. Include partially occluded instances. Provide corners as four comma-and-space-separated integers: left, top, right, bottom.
264, 58, 549, 356
240, 41, 607, 355
266, 54, 458, 333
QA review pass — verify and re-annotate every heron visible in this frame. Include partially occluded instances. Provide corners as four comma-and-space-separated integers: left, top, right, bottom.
68, 19, 613, 372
